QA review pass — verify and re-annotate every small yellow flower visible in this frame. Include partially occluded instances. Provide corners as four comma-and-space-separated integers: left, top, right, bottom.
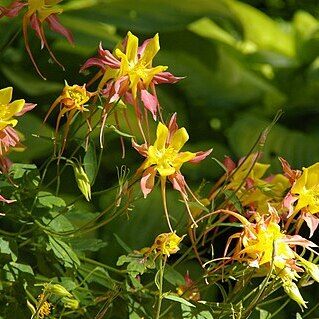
151, 232, 185, 257
43, 81, 95, 157
0, 87, 25, 130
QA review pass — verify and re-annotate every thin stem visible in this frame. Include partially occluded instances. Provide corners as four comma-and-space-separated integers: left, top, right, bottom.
155, 256, 166, 319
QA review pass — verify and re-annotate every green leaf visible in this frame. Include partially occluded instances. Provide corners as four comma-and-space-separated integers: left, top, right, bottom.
68, 238, 107, 252
164, 294, 195, 307
37, 191, 66, 208
0, 65, 62, 96
48, 236, 80, 268
0, 237, 17, 262
74, 0, 233, 33
227, 113, 319, 171
180, 302, 214, 318
257, 308, 271, 319
296, 313, 303, 319
10, 163, 38, 180
42, 212, 74, 232
226, 0, 294, 57
10, 113, 54, 163
164, 264, 185, 286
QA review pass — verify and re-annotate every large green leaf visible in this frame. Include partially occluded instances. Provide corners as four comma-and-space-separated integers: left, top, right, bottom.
226, 0, 294, 57
227, 114, 319, 171
68, 0, 234, 33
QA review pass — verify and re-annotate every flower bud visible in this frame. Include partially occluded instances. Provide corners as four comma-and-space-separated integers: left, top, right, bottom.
282, 280, 307, 309
45, 283, 72, 297
62, 297, 79, 309
72, 163, 91, 201
300, 257, 319, 283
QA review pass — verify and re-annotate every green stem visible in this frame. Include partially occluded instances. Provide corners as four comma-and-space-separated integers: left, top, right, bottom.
155, 256, 166, 319
79, 256, 127, 275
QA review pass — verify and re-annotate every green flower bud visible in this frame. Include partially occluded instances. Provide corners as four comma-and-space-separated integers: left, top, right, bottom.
282, 280, 307, 309
45, 283, 72, 297
300, 257, 319, 283
72, 163, 91, 201
62, 297, 79, 309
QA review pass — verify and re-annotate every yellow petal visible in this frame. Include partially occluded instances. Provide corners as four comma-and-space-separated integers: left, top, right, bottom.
5, 99, 25, 120
0, 87, 13, 105
154, 122, 168, 150
170, 127, 189, 152
291, 168, 308, 195
0, 119, 17, 130
125, 31, 139, 63
172, 151, 196, 170
157, 166, 176, 177
140, 33, 160, 66
305, 162, 319, 187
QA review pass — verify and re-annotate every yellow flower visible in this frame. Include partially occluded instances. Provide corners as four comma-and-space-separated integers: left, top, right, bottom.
291, 162, 319, 214
142, 122, 195, 177
115, 32, 167, 99
240, 212, 295, 269
133, 113, 211, 230
80, 32, 181, 121
43, 82, 95, 157
151, 232, 185, 257
0, 87, 25, 131
226, 154, 270, 191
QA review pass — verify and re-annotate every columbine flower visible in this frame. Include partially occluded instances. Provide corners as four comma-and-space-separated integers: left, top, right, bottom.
133, 113, 212, 230
0, 0, 74, 79
0, 87, 36, 158
0, 87, 25, 131
285, 162, 319, 237
43, 81, 95, 156
150, 232, 185, 257
224, 154, 290, 214
80, 31, 182, 121
223, 206, 317, 308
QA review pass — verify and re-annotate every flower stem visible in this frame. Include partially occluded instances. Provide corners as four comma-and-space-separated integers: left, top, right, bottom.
155, 256, 166, 319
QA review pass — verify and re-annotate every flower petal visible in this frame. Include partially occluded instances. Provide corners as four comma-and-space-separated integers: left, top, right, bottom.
125, 31, 138, 63
170, 127, 189, 152
0, 87, 13, 105
154, 122, 168, 150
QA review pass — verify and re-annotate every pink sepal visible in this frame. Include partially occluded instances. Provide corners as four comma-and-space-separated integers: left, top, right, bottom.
141, 166, 156, 198
46, 14, 74, 46
188, 149, 212, 164
140, 89, 158, 120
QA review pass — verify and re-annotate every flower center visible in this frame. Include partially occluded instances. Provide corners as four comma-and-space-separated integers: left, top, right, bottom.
155, 146, 178, 168
0, 105, 10, 120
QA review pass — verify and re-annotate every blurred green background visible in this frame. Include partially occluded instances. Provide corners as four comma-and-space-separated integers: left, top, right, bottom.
2, 0, 319, 317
